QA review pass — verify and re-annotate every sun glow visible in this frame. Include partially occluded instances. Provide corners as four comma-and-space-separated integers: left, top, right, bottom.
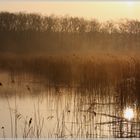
127, 1, 134, 7
124, 107, 134, 121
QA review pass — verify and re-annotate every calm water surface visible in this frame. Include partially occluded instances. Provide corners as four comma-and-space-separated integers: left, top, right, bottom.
0, 72, 139, 138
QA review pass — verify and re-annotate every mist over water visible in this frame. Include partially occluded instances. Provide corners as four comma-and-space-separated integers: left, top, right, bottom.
0, 12, 140, 138
0, 53, 140, 138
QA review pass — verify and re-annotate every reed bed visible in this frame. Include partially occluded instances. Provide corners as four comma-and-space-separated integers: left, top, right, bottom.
0, 52, 140, 138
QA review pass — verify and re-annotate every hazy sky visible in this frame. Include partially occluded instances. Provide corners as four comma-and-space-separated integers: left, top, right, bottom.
0, 1, 140, 21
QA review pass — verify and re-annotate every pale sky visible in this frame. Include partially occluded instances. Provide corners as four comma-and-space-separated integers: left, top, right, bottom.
0, 1, 140, 21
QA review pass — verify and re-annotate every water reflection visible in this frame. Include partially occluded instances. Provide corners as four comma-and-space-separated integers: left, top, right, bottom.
124, 107, 134, 121
0, 72, 140, 138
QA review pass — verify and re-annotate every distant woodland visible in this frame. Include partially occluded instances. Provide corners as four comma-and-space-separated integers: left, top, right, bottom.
0, 12, 140, 54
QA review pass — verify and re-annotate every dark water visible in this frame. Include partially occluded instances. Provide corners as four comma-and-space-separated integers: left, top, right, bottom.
0, 72, 140, 138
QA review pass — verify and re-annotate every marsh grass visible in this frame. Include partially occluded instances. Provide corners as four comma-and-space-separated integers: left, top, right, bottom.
1, 52, 140, 138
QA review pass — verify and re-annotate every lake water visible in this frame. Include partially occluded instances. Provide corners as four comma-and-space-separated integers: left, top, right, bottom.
0, 71, 140, 138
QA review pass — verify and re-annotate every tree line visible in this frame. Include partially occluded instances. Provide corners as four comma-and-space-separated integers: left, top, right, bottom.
0, 12, 140, 53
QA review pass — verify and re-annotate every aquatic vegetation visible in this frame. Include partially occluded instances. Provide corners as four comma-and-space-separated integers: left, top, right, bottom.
0, 53, 140, 138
